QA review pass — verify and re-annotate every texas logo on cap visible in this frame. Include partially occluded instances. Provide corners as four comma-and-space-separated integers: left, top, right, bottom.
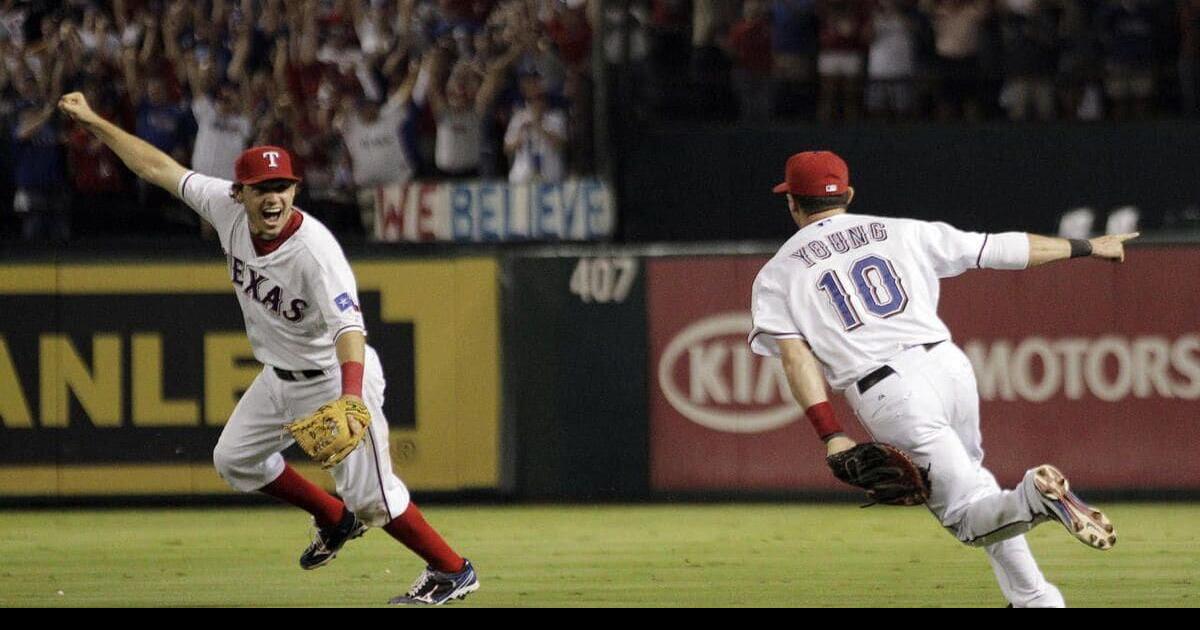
773, 151, 849, 197
235, 145, 302, 185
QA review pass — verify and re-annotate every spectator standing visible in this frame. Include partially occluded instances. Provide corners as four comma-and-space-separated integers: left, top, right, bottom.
817, 0, 872, 122
129, 74, 191, 168
336, 62, 419, 235
728, 0, 775, 123
427, 41, 518, 177
190, 81, 253, 181
867, 0, 920, 119
432, 67, 486, 177
1098, 0, 1157, 120
772, 0, 821, 118
545, 0, 594, 171
9, 34, 67, 243
123, 8, 193, 226
923, 0, 992, 120
647, 0, 691, 111
185, 53, 254, 239
772, 0, 821, 88
504, 69, 568, 184
1056, 0, 1105, 120
997, 0, 1058, 120
12, 99, 68, 242
65, 88, 130, 234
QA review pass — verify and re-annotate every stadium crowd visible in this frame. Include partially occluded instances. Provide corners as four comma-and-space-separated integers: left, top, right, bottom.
3, 0, 1198, 243
609, 0, 1199, 123
0, 0, 593, 241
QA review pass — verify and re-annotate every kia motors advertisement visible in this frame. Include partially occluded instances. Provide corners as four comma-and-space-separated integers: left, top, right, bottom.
647, 249, 1200, 492
648, 257, 847, 491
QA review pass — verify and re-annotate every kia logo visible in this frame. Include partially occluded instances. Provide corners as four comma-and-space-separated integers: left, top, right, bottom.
658, 312, 801, 434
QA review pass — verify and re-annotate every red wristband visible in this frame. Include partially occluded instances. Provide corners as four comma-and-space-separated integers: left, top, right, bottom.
340, 361, 364, 398
804, 401, 843, 441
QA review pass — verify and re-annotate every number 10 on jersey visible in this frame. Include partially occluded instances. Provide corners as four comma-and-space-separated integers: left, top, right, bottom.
816, 255, 909, 331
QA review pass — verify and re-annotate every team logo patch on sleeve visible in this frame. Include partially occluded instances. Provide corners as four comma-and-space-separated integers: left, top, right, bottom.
334, 292, 360, 313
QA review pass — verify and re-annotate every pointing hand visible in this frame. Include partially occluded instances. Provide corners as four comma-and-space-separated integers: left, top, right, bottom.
1089, 232, 1139, 263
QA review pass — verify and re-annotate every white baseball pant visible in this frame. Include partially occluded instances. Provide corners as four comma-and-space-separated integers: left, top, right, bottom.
843, 341, 1064, 608
212, 346, 411, 527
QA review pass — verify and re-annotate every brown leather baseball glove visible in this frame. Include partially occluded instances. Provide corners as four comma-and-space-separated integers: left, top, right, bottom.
285, 397, 371, 469
827, 442, 932, 506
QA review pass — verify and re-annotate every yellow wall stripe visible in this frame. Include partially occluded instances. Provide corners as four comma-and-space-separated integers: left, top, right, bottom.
0, 264, 231, 294
0, 258, 502, 496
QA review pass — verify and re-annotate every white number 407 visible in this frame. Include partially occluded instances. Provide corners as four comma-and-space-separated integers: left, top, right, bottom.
569, 257, 638, 304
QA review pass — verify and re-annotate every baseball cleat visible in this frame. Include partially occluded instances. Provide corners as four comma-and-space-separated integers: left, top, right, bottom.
1033, 465, 1116, 550
388, 559, 480, 606
300, 510, 368, 570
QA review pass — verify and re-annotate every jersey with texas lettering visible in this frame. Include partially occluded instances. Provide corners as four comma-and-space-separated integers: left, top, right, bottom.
749, 213, 1027, 391
178, 171, 366, 370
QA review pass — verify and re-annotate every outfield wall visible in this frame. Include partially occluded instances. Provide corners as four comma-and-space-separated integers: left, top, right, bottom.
508, 245, 1200, 496
0, 259, 502, 497
1, 245, 1197, 500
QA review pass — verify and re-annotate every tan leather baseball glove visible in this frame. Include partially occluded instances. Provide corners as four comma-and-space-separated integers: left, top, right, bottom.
285, 397, 371, 469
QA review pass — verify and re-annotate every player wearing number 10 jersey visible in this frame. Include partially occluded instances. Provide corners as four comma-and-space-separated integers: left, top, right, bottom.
750, 151, 1137, 607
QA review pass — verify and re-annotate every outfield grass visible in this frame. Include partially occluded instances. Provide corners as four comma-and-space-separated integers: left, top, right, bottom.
0, 503, 1195, 607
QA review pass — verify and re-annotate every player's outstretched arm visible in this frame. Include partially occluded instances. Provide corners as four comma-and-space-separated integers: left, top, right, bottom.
777, 338, 855, 456
1026, 232, 1139, 267
57, 92, 188, 195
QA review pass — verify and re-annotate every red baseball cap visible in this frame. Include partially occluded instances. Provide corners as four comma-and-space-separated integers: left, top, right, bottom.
772, 151, 849, 196
235, 145, 302, 185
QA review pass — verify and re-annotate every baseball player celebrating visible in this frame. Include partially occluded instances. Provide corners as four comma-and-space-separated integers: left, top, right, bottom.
751, 151, 1136, 608
58, 92, 478, 606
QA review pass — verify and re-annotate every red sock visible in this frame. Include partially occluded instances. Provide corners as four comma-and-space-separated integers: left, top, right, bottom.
383, 503, 465, 573
260, 464, 345, 528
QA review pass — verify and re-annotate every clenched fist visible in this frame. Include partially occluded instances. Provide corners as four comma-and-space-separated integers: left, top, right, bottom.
1089, 232, 1139, 262
58, 92, 102, 128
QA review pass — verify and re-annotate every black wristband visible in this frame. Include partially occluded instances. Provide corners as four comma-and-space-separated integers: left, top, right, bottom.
1069, 239, 1093, 258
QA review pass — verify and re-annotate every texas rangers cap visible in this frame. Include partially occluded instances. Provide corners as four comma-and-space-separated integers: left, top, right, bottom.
772, 151, 849, 196
235, 146, 302, 185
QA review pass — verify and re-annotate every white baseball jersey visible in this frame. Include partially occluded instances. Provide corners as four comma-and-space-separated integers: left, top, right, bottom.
750, 212, 1028, 391
178, 171, 366, 370
749, 210, 1080, 608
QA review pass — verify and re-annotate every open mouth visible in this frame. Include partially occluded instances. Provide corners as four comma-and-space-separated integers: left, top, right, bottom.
262, 205, 284, 224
